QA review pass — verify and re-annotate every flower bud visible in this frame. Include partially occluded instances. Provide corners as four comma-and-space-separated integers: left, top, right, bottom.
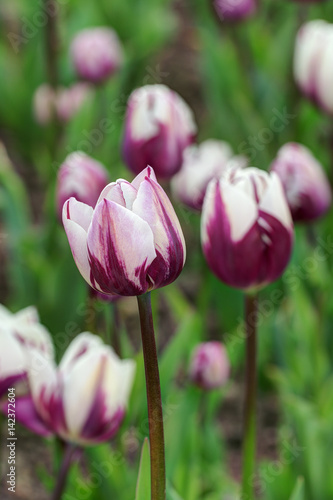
201, 167, 294, 291
171, 140, 245, 211
213, 0, 257, 22
56, 152, 109, 219
270, 143, 331, 222
33, 84, 57, 125
0, 305, 54, 397
15, 333, 135, 444
122, 85, 197, 179
70, 27, 124, 84
56, 83, 92, 123
294, 20, 333, 114
63, 166, 186, 296
189, 342, 230, 390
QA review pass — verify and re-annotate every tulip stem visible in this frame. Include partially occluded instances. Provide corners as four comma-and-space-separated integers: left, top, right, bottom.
51, 443, 77, 500
241, 293, 258, 500
137, 292, 166, 500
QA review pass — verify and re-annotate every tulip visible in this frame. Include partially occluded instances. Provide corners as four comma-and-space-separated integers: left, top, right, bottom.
213, 0, 257, 22
70, 27, 124, 84
201, 167, 294, 291
294, 20, 333, 114
189, 342, 230, 390
56, 152, 109, 219
0, 305, 54, 397
122, 85, 197, 179
33, 84, 57, 125
63, 166, 186, 296
270, 143, 331, 222
56, 83, 92, 123
14, 333, 135, 444
171, 140, 247, 211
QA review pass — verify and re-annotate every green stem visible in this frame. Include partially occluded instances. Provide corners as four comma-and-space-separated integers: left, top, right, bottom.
137, 292, 166, 500
241, 293, 258, 500
51, 443, 78, 500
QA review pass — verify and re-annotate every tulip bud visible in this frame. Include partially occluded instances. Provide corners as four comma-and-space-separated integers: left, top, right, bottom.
56, 82, 92, 123
70, 27, 124, 84
63, 166, 186, 296
294, 20, 333, 114
15, 333, 135, 444
270, 143, 331, 223
213, 0, 257, 22
122, 85, 197, 179
33, 84, 57, 125
201, 167, 294, 291
0, 305, 54, 397
56, 152, 109, 219
171, 140, 243, 211
189, 342, 230, 390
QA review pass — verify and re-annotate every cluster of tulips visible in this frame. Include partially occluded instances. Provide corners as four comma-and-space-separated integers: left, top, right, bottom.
2, 3, 333, 500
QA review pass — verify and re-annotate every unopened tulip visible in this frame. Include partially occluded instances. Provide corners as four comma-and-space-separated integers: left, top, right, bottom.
270, 143, 331, 222
63, 166, 186, 296
122, 85, 197, 179
294, 20, 333, 114
33, 84, 57, 125
201, 167, 294, 291
56, 152, 109, 219
213, 0, 257, 22
189, 342, 230, 390
56, 82, 92, 123
171, 140, 246, 211
15, 333, 135, 444
0, 305, 54, 397
70, 27, 124, 84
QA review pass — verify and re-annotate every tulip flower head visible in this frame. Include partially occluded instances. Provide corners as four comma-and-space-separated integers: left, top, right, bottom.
201, 167, 294, 291
63, 166, 186, 296
213, 0, 257, 22
33, 84, 57, 125
189, 342, 230, 390
171, 140, 246, 211
0, 305, 54, 397
122, 85, 197, 179
270, 143, 331, 222
294, 20, 333, 114
15, 333, 135, 445
56, 152, 109, 219
70, 27, 124, 84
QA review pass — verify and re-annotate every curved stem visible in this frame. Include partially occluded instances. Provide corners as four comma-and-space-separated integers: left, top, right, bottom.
241, 293, 258, 500
137, 292, 166, 500
51, 443, 77, 500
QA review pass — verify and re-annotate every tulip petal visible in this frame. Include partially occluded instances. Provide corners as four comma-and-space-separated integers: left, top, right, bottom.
60, 332, 103, 375
12, 395, 53, 438
62, 198, 94, 287
259, 173, 293, 229
87, 199, 156, 295
132, 177, 186, 288
0, 330, 27, 380
131, 165, 157, 189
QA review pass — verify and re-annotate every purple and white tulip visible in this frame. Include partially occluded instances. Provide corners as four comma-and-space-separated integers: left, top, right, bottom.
201, 167, 294, 291
189, 342, 230, 390
294, 20, 333, 114
63, 166, 186, 296
56, 152, 109, 220
14, 333, 135, 444
171, 140, 247, 211
213, 0, 257, 22
33, 84, 57, 125
122, 85, 197, 179
56, 83, 92, 123
270, 143, 331, 223
0, 305, 54, 397
70, 27, 124, 84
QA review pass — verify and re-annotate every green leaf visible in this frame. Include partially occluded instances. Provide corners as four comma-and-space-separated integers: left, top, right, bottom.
135, 438, 151, 500
289, 477, 304, 500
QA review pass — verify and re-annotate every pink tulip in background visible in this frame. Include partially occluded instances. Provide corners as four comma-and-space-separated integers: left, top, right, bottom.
201, 167, 294, 291
270, 143, 331, 223
213, 0, 257, 22
189, 342, 230, 390
63, 166, 186, 296
70, 27, 124, 84
56, 152, 109, 219
122, 85, 197, 179
14, 333, 135, 445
